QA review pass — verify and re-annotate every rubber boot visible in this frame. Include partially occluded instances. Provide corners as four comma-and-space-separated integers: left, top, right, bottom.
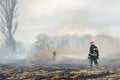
96, 64, 99, 69
90, 65, 93, 70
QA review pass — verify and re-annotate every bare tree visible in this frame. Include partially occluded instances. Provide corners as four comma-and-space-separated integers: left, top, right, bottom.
0, 0, 19, 51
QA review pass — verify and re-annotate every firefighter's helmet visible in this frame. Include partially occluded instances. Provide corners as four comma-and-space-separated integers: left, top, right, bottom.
90, 40, 94, 45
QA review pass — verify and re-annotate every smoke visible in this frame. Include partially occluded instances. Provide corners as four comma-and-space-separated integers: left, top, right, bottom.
0, 0, 120, 66
23, 9, 119, 65
95, 35, 120, 58
49, 10, 110, 36
0, 33, 120, 65
0, 42, 31, 64
26, 34, 120, 65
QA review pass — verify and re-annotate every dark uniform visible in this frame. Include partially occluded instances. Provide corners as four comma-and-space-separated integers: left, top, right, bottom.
88, 44, 99, 67
53, 51, 56, 62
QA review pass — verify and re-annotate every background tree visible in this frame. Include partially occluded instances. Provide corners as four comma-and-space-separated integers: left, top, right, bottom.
35, 34, 50, 50
0, 0, 19, 51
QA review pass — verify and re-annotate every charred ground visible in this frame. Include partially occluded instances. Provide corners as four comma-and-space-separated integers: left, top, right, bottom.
0, 62, 120, 80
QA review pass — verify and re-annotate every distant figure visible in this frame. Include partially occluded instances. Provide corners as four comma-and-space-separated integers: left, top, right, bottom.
88, 40, 99, 69
53, 51, 56, 62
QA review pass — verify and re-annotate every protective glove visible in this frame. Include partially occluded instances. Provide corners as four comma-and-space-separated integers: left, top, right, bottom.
88, 56, 90, 59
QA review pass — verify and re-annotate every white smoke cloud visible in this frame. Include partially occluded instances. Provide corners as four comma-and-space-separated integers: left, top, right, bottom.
15, 0, 120, 43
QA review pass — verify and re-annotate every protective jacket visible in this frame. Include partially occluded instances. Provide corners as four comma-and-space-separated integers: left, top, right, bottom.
88, 45, 99, 59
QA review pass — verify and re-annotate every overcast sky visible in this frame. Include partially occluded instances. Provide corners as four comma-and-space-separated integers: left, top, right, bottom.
15, 0, 120, 43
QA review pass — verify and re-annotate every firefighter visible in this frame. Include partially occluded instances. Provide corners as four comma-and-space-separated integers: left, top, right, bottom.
88, 40, 99, 69
53, 51, 56, 62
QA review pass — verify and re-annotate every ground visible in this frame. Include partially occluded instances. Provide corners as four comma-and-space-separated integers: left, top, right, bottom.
0, 63, 120, 80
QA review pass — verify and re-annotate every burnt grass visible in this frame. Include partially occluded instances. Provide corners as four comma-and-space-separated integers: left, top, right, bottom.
0, 63, 119, 80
